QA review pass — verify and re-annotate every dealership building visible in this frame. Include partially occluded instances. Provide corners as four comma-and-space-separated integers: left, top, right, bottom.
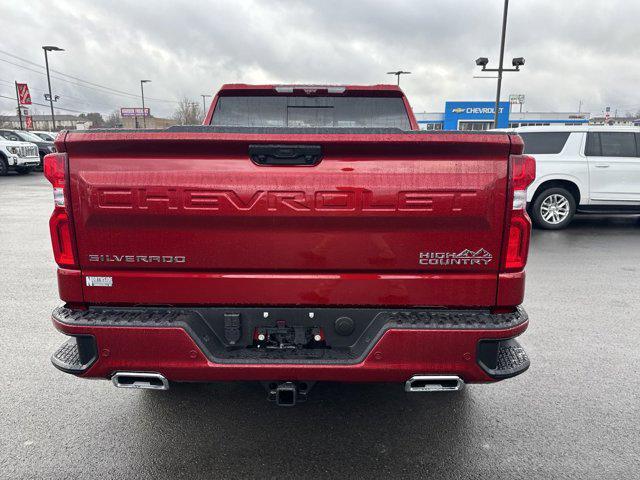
415, 101, 590, 130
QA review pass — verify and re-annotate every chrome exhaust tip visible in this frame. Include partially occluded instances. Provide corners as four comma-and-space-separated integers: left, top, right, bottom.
111, 372, 169, 391
405, 375, 464, 392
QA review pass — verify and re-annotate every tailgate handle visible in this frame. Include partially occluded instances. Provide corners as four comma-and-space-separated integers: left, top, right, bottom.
249, 144, 322, 166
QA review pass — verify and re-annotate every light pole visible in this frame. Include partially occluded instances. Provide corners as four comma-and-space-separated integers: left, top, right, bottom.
474, 0, 524, 128
140, 80, 151, 128
386, 70, 411, 86
191, 102, 199, 124
201, 94, 212, 118
42, 45, 64, 130
14, 82, 24, 130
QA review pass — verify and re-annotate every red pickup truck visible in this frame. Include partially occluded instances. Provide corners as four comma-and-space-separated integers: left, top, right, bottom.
46, 84, 534, 406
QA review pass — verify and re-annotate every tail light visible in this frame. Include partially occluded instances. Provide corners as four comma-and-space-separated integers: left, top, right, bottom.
501, 154, 536, 272
44, 153, 78, 268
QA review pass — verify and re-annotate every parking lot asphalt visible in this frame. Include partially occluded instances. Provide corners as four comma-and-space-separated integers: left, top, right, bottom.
1, 172, 639, 479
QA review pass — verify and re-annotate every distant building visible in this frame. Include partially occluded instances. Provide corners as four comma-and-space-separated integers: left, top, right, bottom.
589, 116, 640, 126
0, 114, 176, 131
415, 101, 590, 130
119, 116, 175, 129
0, 114, 93, 131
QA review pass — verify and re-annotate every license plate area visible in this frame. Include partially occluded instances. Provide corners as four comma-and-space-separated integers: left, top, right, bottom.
253, 321, 327, 351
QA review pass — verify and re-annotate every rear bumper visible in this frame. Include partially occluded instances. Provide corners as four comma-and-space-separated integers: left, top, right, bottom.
51, 305, 529, 384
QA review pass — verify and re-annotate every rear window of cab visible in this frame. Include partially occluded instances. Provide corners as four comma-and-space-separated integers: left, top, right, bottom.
210, 95, 411, 129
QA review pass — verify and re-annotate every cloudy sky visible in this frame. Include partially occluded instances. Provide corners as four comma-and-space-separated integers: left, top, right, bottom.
1, 0, 639, 119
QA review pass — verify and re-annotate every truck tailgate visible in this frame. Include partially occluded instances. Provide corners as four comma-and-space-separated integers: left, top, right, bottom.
63, 129, 511, 307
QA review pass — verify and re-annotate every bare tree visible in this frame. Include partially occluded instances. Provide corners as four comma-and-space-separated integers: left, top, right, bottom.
79, 112, 105, 127
173, 97, 202, 125
104, 110, 122, 128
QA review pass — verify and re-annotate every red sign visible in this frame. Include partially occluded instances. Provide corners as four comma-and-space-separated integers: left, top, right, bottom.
25, 116, 33, 129
17, 83, 31, 105
120, 107, 150, 117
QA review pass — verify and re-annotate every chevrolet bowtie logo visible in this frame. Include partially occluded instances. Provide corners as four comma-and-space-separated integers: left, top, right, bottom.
451, 108, 465, 113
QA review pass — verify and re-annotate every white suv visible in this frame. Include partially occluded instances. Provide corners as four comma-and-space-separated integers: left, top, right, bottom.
0, 134, 40, 175
506, 126, 640, 229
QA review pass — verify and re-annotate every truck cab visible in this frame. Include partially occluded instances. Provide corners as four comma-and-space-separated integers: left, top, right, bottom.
206, 84, 419, 129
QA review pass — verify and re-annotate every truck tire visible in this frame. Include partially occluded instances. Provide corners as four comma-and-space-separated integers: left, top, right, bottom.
15, 166, 33, 175
530, 187, 576, 230
0, 156, 8, 176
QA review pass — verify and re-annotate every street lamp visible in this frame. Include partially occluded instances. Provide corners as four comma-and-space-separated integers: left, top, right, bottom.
140, 80, 151, 128
474, 0, 525, 128
201, 94, 212, 117
386, 70, 411, 86
42, 45, 64, 130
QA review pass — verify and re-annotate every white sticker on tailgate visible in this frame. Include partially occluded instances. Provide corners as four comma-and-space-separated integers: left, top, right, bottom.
85, 276, 113, 287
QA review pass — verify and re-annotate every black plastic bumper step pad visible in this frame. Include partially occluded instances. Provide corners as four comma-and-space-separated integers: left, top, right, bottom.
477, 338, 530, 379
496, 343, 529, 373
51, 336, 97, 374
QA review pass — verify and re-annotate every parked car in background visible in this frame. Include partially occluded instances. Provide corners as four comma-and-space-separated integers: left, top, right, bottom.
0, 129, 56, 171
31, 131, 58, 142
497, 126, 640, 229
0, 134, 40, 175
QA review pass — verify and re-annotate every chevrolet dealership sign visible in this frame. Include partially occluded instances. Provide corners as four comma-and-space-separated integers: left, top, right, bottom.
443, 101, 510, 129
451, 106, 505, 114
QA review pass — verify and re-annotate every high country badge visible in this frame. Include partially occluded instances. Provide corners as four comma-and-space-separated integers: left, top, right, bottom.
419, 248, 493, 266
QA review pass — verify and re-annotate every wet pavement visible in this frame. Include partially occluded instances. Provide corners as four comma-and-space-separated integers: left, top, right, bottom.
1, 172, 638, 479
